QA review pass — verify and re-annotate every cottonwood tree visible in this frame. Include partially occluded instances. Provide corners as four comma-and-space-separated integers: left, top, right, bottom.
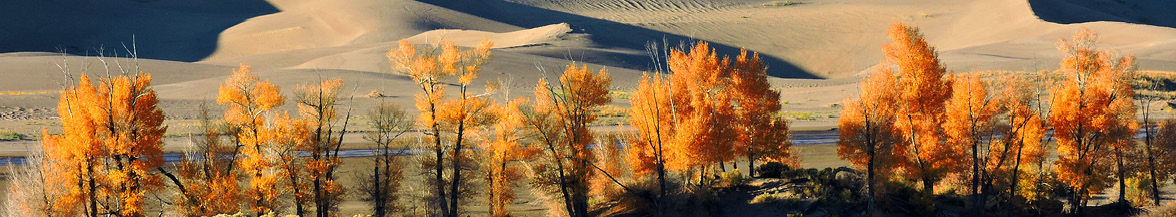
1049, 28, 1138, 212
1133, 73, 1175, 206
359, 103, 412, 217
626, 72, 676, 217
885, 22, 962, 194
42, 71, 167, 217
591, 134, 628, 197
173, 103, 243, 216
1149, 120, 1176, 202
217, 63, 285, 214
294, 79, 354, 216
942, 75, 999, 216
989, 76, 1047, 203
4, 149, 60, 216
266, 111, 312, 215
665, 42, 739, 179
837, 63, 902, 216
483, 99, 536, 217
387, 39, 495, 217
730, 49, 794, 176
524, 63, 612, 217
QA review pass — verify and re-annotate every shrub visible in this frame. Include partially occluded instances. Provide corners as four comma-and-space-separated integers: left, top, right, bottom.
366, 90, 384, 98
1126, 174, 1163, 206
763, 1, 800, 7
1155, 202, 1176, 217
782, 169, 808, 180
750, 192, 787, 204
0, 132, 22, 141
756, 162, 790, 178
719, 170, 748, 188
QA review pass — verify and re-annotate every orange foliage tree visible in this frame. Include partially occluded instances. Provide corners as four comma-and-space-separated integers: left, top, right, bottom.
730, 49, 794, 176
989, 76, 1048, 201
837, 63, 902, 216
270, 111, 311, 215
388, 38, 495, 217
217, 63, 285, 214
666, 42, 739, 178
884, 22, 962, 194
294, 79, 353, 216
942, 75, 999, 215
591, 134, 628, 198
173, 104, 243, 216
524, 63, 612, 217
42, 71, 167, 217
483, 99, 536, 217
626, 72, 675, 216
1049, 28, 1137, 211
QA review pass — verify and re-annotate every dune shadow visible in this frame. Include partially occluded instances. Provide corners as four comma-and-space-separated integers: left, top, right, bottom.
0, 0, 279, 62
1028, 0, 1176, 29
418, 0, 820, 79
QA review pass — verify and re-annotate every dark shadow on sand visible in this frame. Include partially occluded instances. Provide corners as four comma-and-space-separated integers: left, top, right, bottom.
1028, 0, 1176, 29
0, 0, 280, 62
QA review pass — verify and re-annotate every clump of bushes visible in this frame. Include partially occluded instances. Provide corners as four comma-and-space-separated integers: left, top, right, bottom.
719, 169, 748, 188
750, 192, 788, 204
756, 162, 790, 178
0, 131, 23, 141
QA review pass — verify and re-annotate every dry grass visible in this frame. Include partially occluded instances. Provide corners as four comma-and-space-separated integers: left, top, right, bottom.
0, 91, 52, 96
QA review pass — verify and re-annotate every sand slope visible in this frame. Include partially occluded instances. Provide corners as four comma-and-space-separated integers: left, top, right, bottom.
4, 0, 1176, 150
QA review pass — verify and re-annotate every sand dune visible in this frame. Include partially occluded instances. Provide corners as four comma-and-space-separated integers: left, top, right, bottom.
403, 23, 573, 49
6, 0, 1176, 142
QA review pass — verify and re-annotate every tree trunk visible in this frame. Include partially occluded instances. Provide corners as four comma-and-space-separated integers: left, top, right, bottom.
487, 164, 496, 216
1149, 158, 1161, 206
1116, 150, 1127, 205
547, 141, 576, 217
292, 173, 305, 216
747, 155, 756, 177
923, 175, 935, 196
1143, 99, 1161, 206
448, 122, 466, 217
1145, 119, 1162, 206
87, 165, 98, 217
657, 160, 667, 217
867, 149, 876, 217
317, 175, 327, 217
431, 115, 449, 216
972, 141, 981, 217
573, 188, 590, 217
374, 157, 385, 217
1010, 140, 1025, 200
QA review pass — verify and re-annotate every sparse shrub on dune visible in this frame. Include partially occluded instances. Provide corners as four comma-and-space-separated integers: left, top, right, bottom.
366, 89, 384, 98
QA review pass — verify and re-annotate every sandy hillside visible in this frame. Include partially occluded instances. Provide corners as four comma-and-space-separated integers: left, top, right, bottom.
3, 0, 1176, 160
